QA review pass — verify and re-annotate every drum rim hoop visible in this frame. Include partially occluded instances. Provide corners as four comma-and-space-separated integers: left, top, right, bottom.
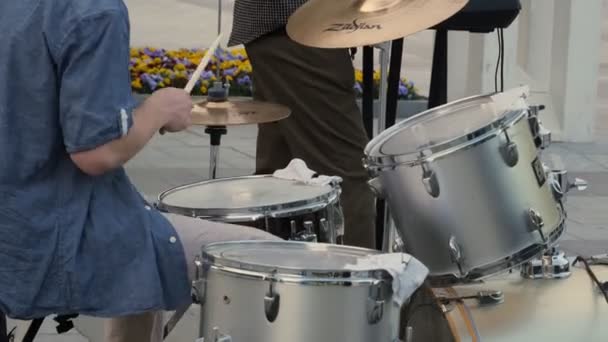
200, 241, 393, 283
156, 175, 341, 218
364, 94, 528, 169
427, 215, 566, 286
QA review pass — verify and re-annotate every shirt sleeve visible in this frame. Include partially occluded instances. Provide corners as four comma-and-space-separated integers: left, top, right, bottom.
57, 9, 137, 153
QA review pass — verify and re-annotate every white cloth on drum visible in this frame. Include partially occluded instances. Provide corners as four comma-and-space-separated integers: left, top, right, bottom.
345, 253, 429, 306
273, 158, 343, 186
491, 85, 530, 113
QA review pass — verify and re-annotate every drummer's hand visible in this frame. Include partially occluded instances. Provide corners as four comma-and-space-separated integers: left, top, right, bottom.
145, 87, 193, 134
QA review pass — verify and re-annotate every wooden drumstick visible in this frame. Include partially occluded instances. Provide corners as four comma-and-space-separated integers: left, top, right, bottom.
184, 33, 223, 94
160, 34, 223, 135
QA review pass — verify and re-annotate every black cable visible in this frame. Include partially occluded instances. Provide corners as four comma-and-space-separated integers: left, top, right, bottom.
495, 29, 501, 93
573, 256, 608, 304
500, 28, 505, 92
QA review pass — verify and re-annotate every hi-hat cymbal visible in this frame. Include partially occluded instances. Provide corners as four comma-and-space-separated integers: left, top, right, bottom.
286, 0, 469, 48
191, 97, 291, 126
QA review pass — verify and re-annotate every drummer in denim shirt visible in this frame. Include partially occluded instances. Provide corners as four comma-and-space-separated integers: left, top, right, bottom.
0, 1, 279, 341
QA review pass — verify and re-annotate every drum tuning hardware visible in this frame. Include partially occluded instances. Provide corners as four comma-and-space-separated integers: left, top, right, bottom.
192, 255, 206, 305
212, 327, 232, 342
290, 220, 297, 237
319, 218, 332, 242
367, 177, 386, 199
549, 170, 588, 203
500, 130, 519, 167
367, 281, 386, 325
437, 290, 504, 307
264, 271, 281, 323
421, 163, 440, 198
404, 326, 414, 342
296, 221, 318, 242
521, 248, 571, 279
527, 208, 548, 243
448, 236, 466, 277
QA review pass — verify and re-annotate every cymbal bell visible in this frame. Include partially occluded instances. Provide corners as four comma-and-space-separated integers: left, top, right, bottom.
191, 97, 291, 126
286, 0, 469, 48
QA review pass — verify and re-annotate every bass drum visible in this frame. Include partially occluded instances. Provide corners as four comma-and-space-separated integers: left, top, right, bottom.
403, 265, 608, 341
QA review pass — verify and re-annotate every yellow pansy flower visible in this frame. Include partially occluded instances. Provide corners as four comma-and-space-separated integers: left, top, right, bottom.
131, 79, 142, 89
355, 70, 363, 83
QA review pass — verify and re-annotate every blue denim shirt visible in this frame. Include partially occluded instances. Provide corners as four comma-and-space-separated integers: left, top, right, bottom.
0, 0, 190, 319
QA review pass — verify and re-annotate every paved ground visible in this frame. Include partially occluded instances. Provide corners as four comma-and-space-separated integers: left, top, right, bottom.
5, 0, 608, 341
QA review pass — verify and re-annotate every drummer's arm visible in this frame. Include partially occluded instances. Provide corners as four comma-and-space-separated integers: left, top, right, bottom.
70, 102, 168, 176
55, 9, 176, 176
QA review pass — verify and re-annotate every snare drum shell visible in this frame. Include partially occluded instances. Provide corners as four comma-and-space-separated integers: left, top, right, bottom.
374, 111, 563, 279
199, 266, 400, 342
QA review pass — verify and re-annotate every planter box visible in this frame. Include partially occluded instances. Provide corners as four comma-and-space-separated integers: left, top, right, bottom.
133, 93, 428, 120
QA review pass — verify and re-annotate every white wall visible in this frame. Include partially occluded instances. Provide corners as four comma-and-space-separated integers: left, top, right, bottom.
447, 0, 604, 142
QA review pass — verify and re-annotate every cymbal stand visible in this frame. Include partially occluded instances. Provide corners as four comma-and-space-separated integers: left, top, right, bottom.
364, 39, 404, 252
206, 125, 227, 180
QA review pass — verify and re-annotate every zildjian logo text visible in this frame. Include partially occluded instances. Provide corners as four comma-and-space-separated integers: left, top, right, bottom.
324, 19, 382, 33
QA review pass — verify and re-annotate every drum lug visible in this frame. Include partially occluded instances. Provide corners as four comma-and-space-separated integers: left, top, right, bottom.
212, 327, 232, 342
527, 208, 548, 243
366, 281, 386, 325
319, 218, 334, 243
192, 255, 206, 305
292, 221, 318, 242
549, 170, 588, 203
264, 272, 281, 323
528, 104, 552, 149
500, 130, 519, 167
403, 326, 414, 342
421, 163, 440, 198
448, 236, 467, 277
368, 177, 386, 199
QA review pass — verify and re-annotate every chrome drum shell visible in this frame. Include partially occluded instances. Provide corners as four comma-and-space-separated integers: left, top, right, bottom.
365, 93, 564, 283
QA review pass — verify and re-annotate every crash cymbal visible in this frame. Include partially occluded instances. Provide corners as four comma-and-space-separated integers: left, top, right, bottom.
191, 97, 291, 126
286, 0, 469, 48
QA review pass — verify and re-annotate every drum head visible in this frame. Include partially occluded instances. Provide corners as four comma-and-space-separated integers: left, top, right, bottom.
203, 241, 389, 281
365, 93, 525, 165
158, 175, 335, 213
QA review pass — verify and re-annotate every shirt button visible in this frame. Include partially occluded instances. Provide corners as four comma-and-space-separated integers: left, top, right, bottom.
145, 205, 152, 211
169, 236, 177, 244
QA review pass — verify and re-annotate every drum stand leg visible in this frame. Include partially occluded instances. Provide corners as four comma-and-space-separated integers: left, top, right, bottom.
206, 126, 227, 180
370, 38, 404, 251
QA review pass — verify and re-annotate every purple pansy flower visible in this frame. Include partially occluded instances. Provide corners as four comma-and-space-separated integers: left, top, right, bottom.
141, 73, 158, 90
237, 75, 252, 86
354, 82, 363, 94
223, 67, 237, 77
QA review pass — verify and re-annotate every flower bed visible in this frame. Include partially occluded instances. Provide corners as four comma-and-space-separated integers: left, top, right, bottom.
130, 47, 424, 100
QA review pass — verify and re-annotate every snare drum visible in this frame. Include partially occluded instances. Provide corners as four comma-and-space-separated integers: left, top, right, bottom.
194, 241, 402, 342
365, 89, 565, 283
156, 175, 344, 243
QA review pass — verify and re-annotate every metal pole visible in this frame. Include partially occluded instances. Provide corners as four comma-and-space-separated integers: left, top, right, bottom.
376, 41, 392, 136
217, 0, 222, 36
209, 145, 220, 179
